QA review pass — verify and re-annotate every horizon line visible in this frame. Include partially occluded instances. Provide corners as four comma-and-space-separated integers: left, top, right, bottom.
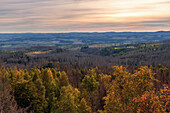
0, 30, 170, 34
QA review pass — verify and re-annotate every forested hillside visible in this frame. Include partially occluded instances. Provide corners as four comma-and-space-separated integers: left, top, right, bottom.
0, 40, 169, 69
0, 40, 170, 113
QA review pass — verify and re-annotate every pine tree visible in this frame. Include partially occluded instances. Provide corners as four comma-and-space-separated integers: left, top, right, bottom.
56, 85, 79, 113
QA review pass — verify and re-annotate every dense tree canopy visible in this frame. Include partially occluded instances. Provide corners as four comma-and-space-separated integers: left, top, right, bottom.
0, 66, 169, 113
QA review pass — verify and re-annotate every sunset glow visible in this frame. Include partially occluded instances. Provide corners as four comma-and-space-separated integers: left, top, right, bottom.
0, 0, 170, 33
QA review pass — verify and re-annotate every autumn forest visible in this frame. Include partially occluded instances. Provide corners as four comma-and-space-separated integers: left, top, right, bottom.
1, 0, 170, 112
0, 39, 170, 113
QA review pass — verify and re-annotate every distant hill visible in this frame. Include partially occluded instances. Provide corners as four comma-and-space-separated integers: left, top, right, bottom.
0, 31, 170, 49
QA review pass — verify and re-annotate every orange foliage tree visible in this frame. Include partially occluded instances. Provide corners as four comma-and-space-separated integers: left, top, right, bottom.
101, 66, 169, 113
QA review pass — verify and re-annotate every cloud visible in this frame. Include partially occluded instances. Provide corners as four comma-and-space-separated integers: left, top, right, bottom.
0, 0, 170, 32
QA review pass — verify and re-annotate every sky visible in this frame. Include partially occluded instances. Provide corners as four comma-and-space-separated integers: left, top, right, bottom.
0, 0, 170, 33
